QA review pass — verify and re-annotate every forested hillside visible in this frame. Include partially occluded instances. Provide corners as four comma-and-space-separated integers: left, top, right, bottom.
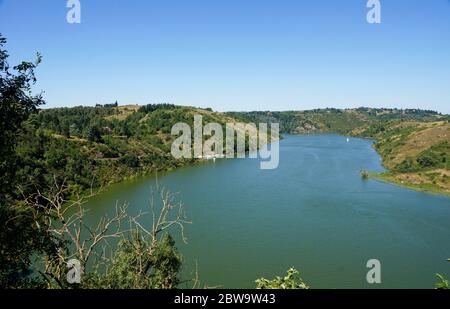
230, 108, 449, 194
14, 104, 248, 199
228, 108, 443, 134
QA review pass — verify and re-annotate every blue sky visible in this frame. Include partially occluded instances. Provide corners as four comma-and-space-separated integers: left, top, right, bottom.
1, 0, 450, 113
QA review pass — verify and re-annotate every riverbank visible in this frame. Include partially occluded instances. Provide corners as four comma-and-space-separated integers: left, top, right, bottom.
369, 171, 450, 197
361, 121, 450, 197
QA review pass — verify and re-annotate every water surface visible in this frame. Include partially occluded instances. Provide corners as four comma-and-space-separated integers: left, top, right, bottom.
86, 134, 450, 288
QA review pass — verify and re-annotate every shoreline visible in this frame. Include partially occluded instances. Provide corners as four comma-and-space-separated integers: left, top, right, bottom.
287, 131, 450, 197
369, 172, 450, 197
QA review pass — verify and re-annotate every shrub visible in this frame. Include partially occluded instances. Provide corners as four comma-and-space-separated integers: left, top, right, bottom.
255, 268, 309, 289
119, 153, 140, 168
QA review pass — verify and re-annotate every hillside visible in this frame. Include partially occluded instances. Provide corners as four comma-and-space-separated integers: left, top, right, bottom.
228, 108, 443, 135
15, 104, 251, 198
15, 105, 450, 198
353, 120, 450, 195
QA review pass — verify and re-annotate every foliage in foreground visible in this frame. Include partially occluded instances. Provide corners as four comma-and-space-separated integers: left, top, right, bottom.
0, 33, 59, 288
82, 234, 182, 289
435, 274, 449, 289
255, 268, 309, 289
29, 182, 190, 289
0, 34, 189, 289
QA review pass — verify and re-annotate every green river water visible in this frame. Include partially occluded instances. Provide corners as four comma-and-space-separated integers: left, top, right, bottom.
86, 134, 450, 288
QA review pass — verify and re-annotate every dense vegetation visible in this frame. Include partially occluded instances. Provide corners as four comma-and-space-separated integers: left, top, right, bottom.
0, 35, 55, 288
0, 35, 193, 289
17, 103, 448, 200
229, 108, 442, 135
14, 103, 250, 200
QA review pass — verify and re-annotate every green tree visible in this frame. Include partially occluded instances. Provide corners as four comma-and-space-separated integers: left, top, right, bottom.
0, 35, 44, 197
0, 34, 58, 288
435, 274, 449, 289
120, 153, 140, 168
61, 120, 71, 138
87, 125, 102, 143
26, 183, 189, 289
83, 234, 182, 289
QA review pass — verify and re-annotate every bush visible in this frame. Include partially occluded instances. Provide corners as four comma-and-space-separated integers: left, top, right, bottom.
119, 153, 140, 168
87, 125, 103, 143
255, 268, 309, 289
417, 155, 438, 168
83, 234, 182, 289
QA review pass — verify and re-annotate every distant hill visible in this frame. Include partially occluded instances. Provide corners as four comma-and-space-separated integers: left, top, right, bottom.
230, 108, 449, 195
228, 108, 444, 134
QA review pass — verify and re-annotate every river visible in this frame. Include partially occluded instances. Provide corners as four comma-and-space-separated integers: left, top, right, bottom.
86, 134, 450, 288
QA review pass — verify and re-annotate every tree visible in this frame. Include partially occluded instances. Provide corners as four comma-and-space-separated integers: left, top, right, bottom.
23, 182, 190, 289
0, 34, 44, 197
61, 121, 71, 138
120, 153, 140, 168
417, 155, 437, 168
87, 125, 102, 143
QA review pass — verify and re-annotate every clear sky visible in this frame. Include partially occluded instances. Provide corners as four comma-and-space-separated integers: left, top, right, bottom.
1, 0, 449, 113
